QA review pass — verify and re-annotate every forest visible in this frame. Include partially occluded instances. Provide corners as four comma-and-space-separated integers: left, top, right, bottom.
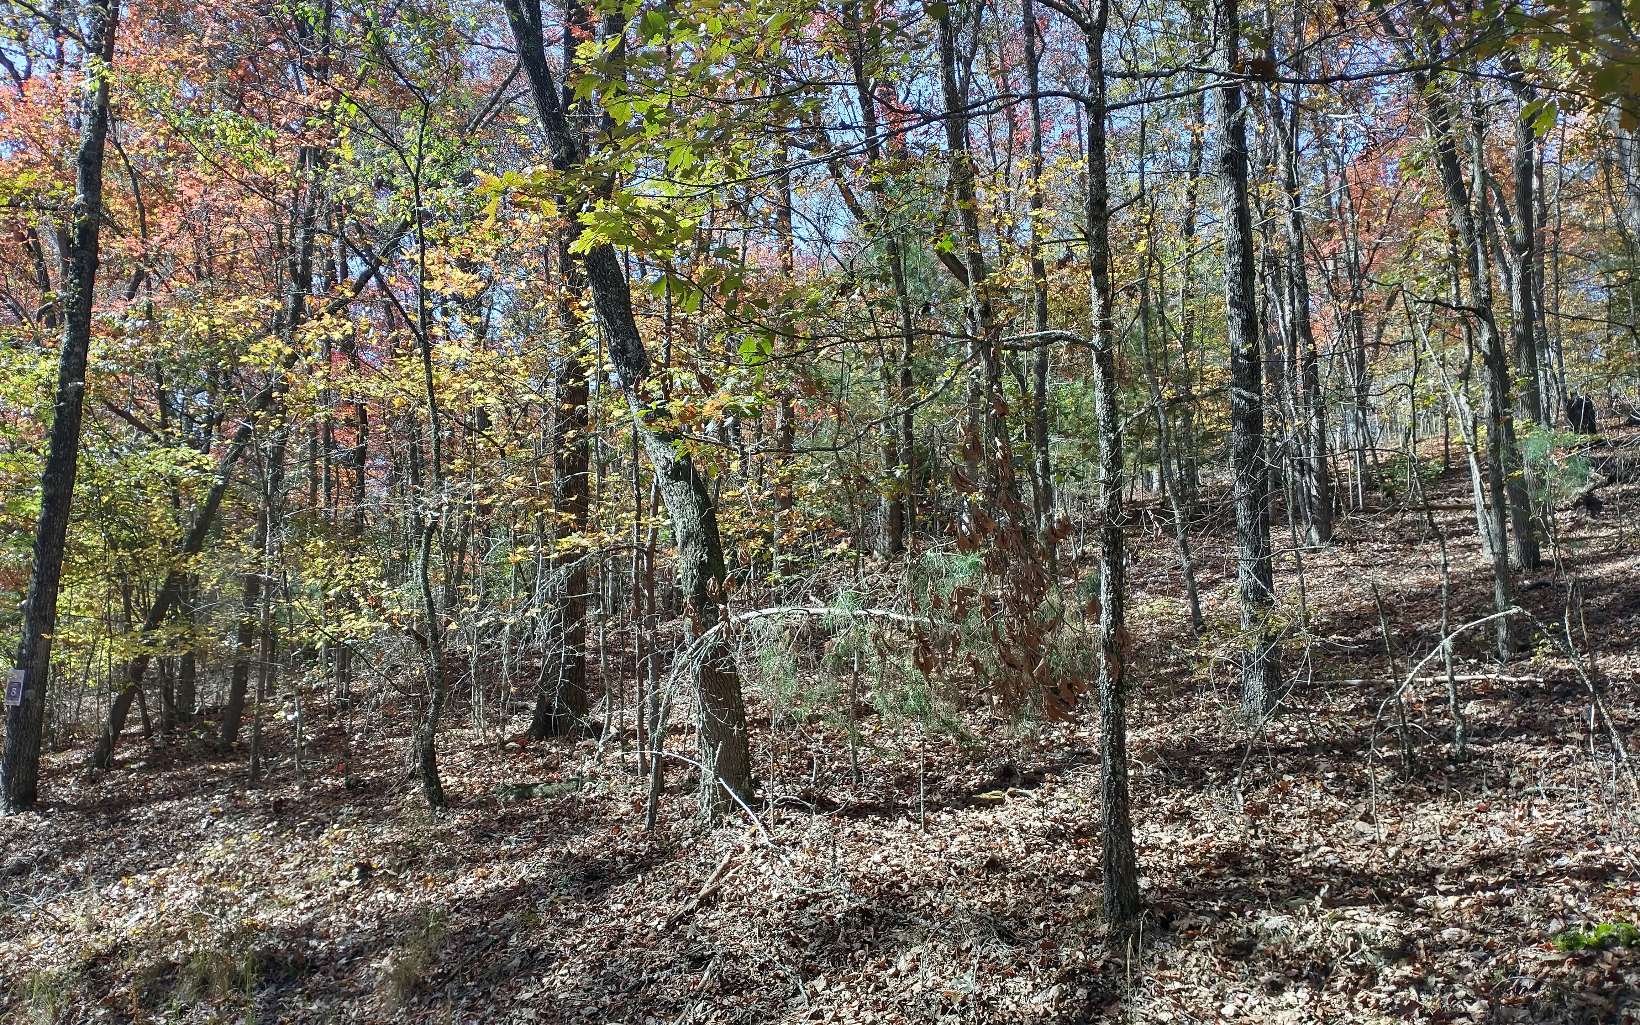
1, 0, 1638, 1020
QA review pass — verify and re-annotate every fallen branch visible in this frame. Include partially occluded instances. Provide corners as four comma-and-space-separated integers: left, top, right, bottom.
1366, 607, 1525, 831
662, 850, 738, 933
1324, 674, 1545, 687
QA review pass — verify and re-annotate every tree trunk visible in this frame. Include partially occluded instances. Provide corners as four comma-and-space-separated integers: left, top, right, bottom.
1504, 75, 1545, 426
1215, 0, 1280, 721
3, 0, 119, 812
1174, 89, 1207, 507
504, 0, 753, 817
1377, 12, 1520, 655
175, 577, 198, 727
1023, 0, 1054, 552
1080, 0, 1141, 928
1137, 118, 1205, 638
221, 514, 263, 748
1271, 69, 1331, 544
530, 239, 593, 737
770, 137, 801, 573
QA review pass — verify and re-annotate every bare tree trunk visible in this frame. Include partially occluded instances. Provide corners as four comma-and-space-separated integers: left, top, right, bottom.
1502, 73, 1546, 427
1215, 0, 1280, 720
528, 243, 592, 738
1174, 89, 1207, 506
935, 3, 1014, 512
1137, 117, 1205, 638
1270, 56, 1331, 544
770, 137, 800, 574
1378, 12, 1520, 655
2, 0, 118, 813
1023, 0, 1054, 554
1080, 0, 1140, 928
221, 499, 266, 748
249, 435, 285, 784
175, 577, 197, 726
530, 9, 594, 737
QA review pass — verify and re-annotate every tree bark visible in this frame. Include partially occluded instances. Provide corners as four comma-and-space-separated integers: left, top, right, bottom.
530, 237, 593, 737
503, 0, 752, 817
1080, 0, 1140, 928
1214, 0, 1280, 721
1270, 66, 1331, 544
3, 0, 119, 812
1023, 0, 1054, 553
529, 3, 594, 738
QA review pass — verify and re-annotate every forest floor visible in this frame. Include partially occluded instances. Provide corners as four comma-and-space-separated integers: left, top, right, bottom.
3, 431, 1640, 1025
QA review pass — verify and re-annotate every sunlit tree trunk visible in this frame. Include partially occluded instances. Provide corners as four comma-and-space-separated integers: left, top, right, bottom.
1215, 0, 1280, 721
1270, 69, 1331, 544
1079, 0, 1140, 927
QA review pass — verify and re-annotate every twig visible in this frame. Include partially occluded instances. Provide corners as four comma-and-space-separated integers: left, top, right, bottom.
1366, 607, 1525, 828
661, 851, 738, 933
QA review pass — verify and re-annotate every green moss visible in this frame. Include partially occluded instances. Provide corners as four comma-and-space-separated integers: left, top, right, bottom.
1551, 921, 1640, 952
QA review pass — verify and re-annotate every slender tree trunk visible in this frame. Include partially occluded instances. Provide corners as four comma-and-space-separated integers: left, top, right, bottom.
221, 501, 266, 748
504, 0, 752, 818
1378, 14, 1518, 654
530, 8, 595, 737
770, 137, 800, 573
1215, 0, 1280, 720
3, 0, 119, 812
1271, 71, 1331, 544
249, 435, 285, 784
841, 5, 909, 559
92, 433, 263, 769
1069, 0, 1140, 929
1174, 90, 1207, 506
530, 239, 592, 737
175, 577, 197, 725
1137, 119, 1205, 638
935, 5, 1008, 499
1504, 75, 1545, 427
1023, 0, 1054, 553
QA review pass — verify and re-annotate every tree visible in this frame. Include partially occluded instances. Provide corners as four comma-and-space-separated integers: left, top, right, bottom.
3, 0, 119, 813
1076, 0, 1141, 929
1213, 0, 1280, 721
501, 0, 753, 819
1377, 6, 1533, 655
